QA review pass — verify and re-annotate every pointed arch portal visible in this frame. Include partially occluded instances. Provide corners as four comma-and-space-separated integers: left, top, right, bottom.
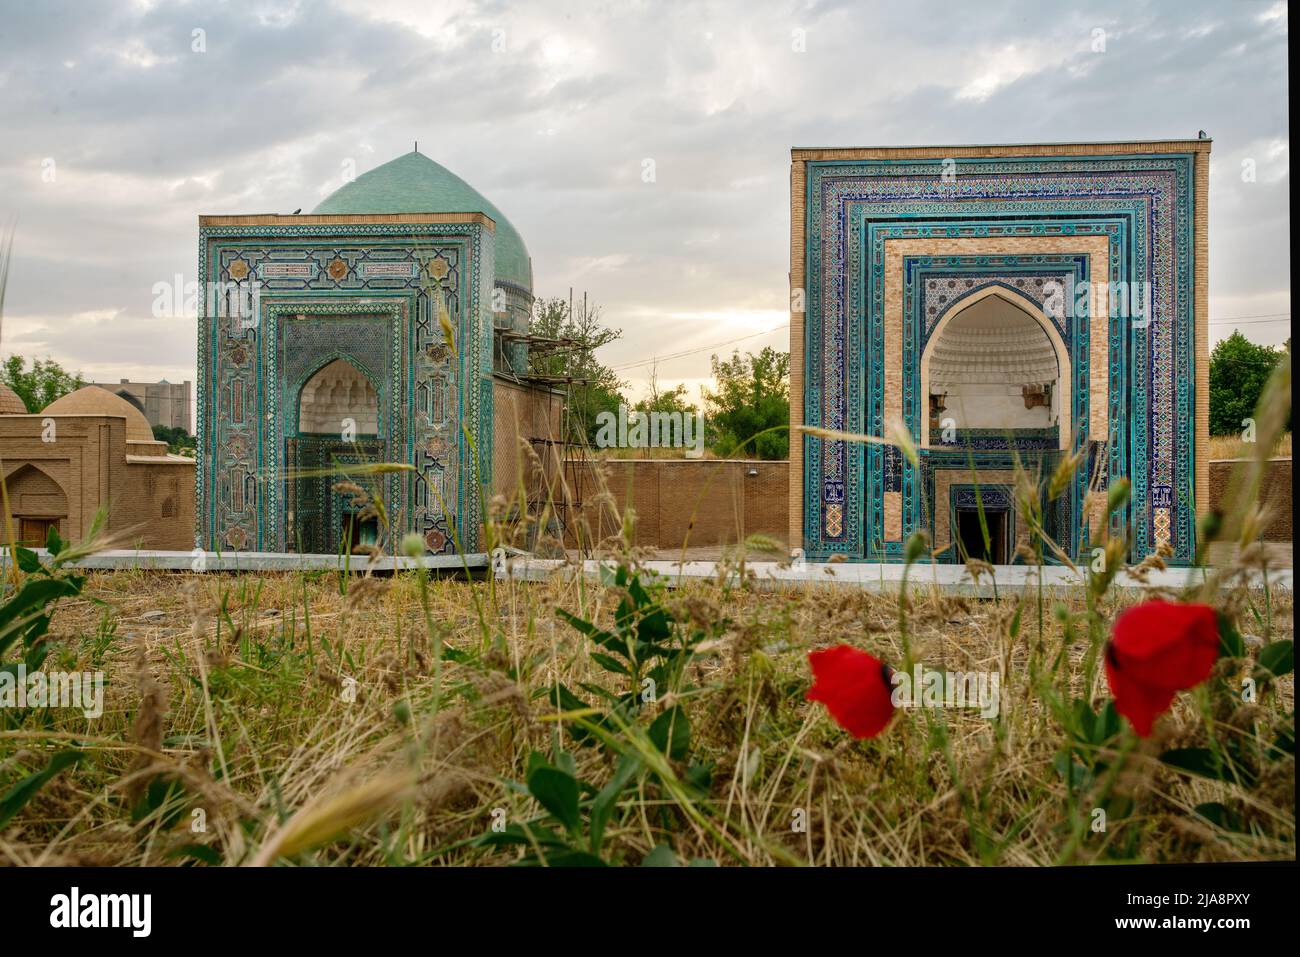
286, 357, 386, 554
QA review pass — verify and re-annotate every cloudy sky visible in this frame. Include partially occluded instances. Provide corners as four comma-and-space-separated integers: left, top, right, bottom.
0, 0, 1289, 412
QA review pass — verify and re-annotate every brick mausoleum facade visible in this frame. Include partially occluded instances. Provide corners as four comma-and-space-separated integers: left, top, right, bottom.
0, 385, 195, 549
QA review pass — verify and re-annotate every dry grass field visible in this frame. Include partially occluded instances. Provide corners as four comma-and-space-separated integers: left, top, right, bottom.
0, 551, 1292, 867
1208, 432, 1292, 461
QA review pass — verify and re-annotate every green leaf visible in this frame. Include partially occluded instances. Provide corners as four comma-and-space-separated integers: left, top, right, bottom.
13, 547, 42, 574
0, 749, 83, 828
1070, 698, 1095, 743
589, 754, 640, 853
589, 653, 630, 676
1217, 612, 1245, 659
1160, 747, 1227, 782
525, 749, 549, 779
473, 816, 564, 847
597, 563, 626, 589
683, 760, 713, 796
519, 847, 607, 867
548, 683, 586, 711
635, 607, 673, 645
648, 705, 691, 760
476, 821, 570, 848
527, 764, 581, 833
641, 843, 678, 867
169, 843, 222, 866
1256, 640, 1294, 681
552, 748, 577, 780
44, 524, 64, 556
1052, 752, 1092, 789
548, 684, 603, 745
0, 577, 79, 632
577, 681, 623, 705
1098, 701, 1121, 742
131, 775, 189, 827
477, 822, 569, 848
557, 609, 630, 658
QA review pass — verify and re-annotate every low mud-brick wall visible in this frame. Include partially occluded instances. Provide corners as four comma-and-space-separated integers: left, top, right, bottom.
560, 458, 789, 551
1208, 457, 1292, 541
548, 456, 1290, 554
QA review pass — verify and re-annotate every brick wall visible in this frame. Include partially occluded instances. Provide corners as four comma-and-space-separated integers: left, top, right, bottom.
562, 458, 789, 550
554, 455, 1291, 553
1208, 457, 1292, 541
121, 459, 197, 550
491, 378, 564, 504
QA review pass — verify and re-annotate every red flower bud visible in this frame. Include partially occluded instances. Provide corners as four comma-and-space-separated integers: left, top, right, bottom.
1104, 600, 1219, 737
806, 645, 896, 739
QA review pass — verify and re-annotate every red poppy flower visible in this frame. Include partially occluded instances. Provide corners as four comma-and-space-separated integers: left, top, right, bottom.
1104, 600, 1220, 737
806, 645, 896, 739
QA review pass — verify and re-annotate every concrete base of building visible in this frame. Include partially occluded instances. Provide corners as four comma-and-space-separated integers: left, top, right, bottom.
4, 548, 1289, 595
493, 556, 1292, 596
3, 548, 488, 573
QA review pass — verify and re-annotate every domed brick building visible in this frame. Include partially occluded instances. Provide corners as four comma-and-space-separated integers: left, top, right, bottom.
197, 149, 555, 555
0, 384, 27, 417
0, 386, 195, 549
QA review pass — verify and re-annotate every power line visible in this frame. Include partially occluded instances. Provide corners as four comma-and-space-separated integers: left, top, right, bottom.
608, 323, 789, 371
1208, 313, 1289, 325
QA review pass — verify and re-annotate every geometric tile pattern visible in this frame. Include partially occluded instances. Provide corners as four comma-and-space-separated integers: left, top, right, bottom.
799, 151, 1200, 564
197, 217, 494, 554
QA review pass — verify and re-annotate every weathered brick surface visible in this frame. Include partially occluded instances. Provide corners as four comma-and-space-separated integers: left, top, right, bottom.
563, 459, 789, 550
491, 378, 564, 503
1209, 458, 1292, 541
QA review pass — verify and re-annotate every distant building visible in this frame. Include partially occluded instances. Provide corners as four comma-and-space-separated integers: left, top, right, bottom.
0, 385, 195, 549
89, 379, 192, 433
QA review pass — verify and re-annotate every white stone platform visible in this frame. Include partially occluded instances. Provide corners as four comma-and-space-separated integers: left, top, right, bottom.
1, 548, 488, 573
2, 548, 1290, 596
491, 556, 1292, 595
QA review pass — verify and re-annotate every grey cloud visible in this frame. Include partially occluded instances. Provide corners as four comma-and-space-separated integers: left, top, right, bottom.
0, 0, 1289, 392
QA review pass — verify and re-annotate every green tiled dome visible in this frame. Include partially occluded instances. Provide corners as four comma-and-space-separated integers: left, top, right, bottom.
312, 151, 532, 291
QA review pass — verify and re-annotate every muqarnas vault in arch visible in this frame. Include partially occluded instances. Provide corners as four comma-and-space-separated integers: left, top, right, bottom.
789, 140, 1210, 566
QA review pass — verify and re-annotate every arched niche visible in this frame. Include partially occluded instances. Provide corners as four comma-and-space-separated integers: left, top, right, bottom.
297, 358, 380, 436
4, 463, 69, 546
920, 287, 1072, 451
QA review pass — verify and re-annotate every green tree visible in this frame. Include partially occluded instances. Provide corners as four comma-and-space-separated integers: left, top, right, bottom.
1, 355, 84, 413
633, 368, 698, 418
1209, 332, 1285, 435
701, 346, 789, 459
152, 424, 196, 454
528, 294, 626, 445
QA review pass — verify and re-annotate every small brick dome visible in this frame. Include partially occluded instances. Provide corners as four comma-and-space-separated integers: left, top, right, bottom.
0, 384, 27, 415
43, 386, 155, 442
